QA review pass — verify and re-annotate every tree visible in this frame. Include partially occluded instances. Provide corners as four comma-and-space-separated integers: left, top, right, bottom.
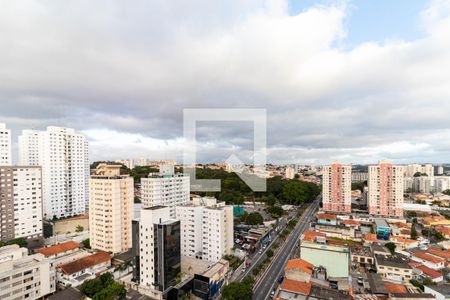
0, 238, 27, 248
82, 238, 91, 249
435, 231, 445, 242
265, 195, 277, 206
443, 189, 450, 196
76, 225, 84, 233
266, 249, 274, 258
385, 242, 396, 254
246, 212, 263, 225
223, 282, 253, 300
267, 205, 284, 218
411, 225, 418, 240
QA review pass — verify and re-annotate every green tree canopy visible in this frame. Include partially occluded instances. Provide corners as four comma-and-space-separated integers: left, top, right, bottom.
246, 212, 264, 225
223, 282, 253, 300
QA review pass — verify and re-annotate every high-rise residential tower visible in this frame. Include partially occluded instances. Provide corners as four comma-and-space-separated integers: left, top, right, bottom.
0, 123, 12, 165
322, 162, 352, 213
140, 165, 189, 217
368, 161, 404, 217
18, 126, 89, 219
0, 166, 43, 247
132, 206, 180, 294
404, 164, 434, 177
175, 196, 234, 263
89, 164, 134, 254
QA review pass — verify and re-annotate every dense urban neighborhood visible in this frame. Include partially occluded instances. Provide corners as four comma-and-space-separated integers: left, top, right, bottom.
2, 122, 450, 299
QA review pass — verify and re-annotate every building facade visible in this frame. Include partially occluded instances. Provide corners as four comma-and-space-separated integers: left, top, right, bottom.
322, 162, 352, 213
0, 245, 56, 300
18, 126, 89, 219
141, 165, 189, 217
0, 166, 43, 247
368, 161, 404, 217
175, 197, 234, 263
0, 123, 11, 166
133, 206, 181, 293
89, 164, 134, 254
405, 164, 434, 177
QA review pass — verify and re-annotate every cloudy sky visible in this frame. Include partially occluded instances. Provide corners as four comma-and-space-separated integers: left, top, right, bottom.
1, 0, 450, 165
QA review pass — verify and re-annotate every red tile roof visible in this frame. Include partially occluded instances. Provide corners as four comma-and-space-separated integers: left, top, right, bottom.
59, 251, 111, 275
384, 283, 407, 294
284, 259, 313, 275
363, 233, 377, 242
36, 241, 79, 257
302, 230, 326, 242
343, 219, 359, 226
413, 252, 445, 264
427, 248, 450, 260
280, 279, 312, 295
317, 213, 337, 220
417, 264, 442, 279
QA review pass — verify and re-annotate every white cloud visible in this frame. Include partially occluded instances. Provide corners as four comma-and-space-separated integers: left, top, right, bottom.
1, 0, 450, 164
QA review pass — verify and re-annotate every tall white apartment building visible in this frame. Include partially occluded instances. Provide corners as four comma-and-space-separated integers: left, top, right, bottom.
175, 197, 234, 263
141, 165, 189, 217
0, 123, 12, 165
18, 126, 89, 219
368, 161, 404, 217
0, 245, 56, 300
133, 206, 180, 294
89, 164, 134, 254
322, 162, 352, 213
404, 164, 434, 177
0, 166, 43, 247
285, 166, 295, 179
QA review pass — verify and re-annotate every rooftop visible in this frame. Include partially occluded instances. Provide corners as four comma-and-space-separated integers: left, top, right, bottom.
284, 258, 313, 275
384, 282, 407, 294
375, 254, 412, 269
427, 247, 450, 260
417, 264, 442, 279
59, 251, 111, 275
37, 241, 80, 257
424, 284, 450, 296
413, 252, 445, 264
279, 279, 311, 295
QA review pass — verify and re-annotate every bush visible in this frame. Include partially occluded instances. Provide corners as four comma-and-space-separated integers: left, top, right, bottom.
82, 238, 91, 249
266, 249, 274, 258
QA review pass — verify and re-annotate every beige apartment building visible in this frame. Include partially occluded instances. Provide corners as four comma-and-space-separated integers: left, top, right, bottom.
0, 244, 56, 300
89, 164, 134, 254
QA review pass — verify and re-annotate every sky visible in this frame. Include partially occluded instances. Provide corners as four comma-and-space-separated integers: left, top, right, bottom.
1, 0, 450, 165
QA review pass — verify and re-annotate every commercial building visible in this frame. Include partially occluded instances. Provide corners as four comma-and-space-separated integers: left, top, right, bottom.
0, 244, 56, 300
374, 218, 391, 241
368, 161, 404, 217
300, 241, 349, 278
175, 197, 233, 263
133, 206, 181, 294
0, 166, 43, 247
0, 123, 11, 166
89, 164, 134, 254
322, 162, 352, 213
18, 127, 89, 219
374, 254, 413, 282
141, 165, 189, 217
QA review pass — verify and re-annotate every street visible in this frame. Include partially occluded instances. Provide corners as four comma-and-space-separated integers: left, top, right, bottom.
251, 195, 321, 300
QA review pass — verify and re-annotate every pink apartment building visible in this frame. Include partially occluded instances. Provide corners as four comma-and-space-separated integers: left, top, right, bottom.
368, 161, 404, 217
322, 162, 352, 213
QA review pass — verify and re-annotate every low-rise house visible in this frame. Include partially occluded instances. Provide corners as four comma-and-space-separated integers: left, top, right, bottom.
301, 230, 326, 243
427, 247, 450, 262
314, 223, 358, 241
412, 252, 445, 270
317, 213, 337, 226
57, 251, 111, 287
36, 240, 87, 267
284, 258, 313, 282
277, 279, 312, 299
375, 254, 413, 282
416, 264, 444, 283
390, 236, 418, 250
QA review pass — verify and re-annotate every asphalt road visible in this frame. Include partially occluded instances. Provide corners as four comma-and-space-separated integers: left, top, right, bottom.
230, 209, 298, 282
252, 196, 321, 300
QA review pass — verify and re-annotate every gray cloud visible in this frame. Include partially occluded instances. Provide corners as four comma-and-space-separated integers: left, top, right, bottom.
1, 0, 450, 164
